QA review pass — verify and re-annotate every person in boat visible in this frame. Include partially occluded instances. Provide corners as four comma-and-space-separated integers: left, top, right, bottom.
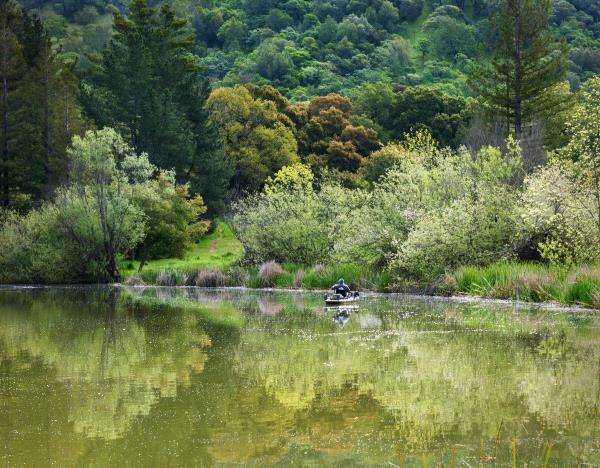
331, 278, 351, 298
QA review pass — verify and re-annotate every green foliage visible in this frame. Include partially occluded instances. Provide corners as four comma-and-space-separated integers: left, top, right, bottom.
61, 128, 151, 280
15, 0, 600, 102
470, 0, 569, 138
450, 262, 600, 307
385, 143, 522, 281
391, 86, 472, 147
422, 14, 477, 60
4, 0, 600, 293
0, 128, 203, 283
0, 205, 98, 283
233, 134, 523, 282
82, 0, 228, 212
517, 79, 600, 266
0, 0, 85, 208
560, 76, 600, 231
353, 83, 472, 147
208, 85, 299, 195
231, 178, 354, 265
519, 161, 599, 266
123, 220, 243, 281
133, 171, 210, 263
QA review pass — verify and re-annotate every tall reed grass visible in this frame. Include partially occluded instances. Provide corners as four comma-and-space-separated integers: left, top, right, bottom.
135, 262, 391, 291
447, 262, 600, 308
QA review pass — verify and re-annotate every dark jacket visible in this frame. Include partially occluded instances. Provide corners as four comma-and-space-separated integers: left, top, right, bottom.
331, 281, 350, 295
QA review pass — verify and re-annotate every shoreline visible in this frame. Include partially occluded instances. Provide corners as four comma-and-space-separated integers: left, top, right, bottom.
2, 283, 598, 313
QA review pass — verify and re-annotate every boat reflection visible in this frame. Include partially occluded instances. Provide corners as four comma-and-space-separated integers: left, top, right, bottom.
325, 305, 359, 327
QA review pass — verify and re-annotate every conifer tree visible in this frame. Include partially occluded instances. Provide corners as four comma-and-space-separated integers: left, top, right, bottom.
83, 0, 229, 213
470, 0, 568, 139
0, 0, 83, 207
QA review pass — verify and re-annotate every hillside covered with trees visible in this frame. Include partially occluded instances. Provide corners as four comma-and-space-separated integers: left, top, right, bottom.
1, 0, 600, 307
13, 0, 600, 97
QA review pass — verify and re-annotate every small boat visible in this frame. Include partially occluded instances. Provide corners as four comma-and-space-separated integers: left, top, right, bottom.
324, 291, 360, 305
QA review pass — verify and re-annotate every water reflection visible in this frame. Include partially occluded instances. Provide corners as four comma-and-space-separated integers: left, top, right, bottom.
1, 287, 600, 465
0, 288, 211, 441
327, 306, 357, 327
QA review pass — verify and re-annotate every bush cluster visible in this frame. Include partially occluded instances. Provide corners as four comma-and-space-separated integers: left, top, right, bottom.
232, 77, 600, 285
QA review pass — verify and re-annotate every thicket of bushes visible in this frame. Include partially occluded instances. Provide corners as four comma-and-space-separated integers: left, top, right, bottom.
230, 79, 600, 294
0, 129, 209, 284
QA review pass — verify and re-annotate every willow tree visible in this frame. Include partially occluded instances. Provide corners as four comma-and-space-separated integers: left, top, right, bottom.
470, 0, 568, 139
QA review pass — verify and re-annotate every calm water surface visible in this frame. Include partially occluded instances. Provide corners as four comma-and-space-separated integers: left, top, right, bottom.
1, 287, 600, 466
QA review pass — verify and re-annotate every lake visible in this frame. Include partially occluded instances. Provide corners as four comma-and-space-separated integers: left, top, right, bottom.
1, 286, 599, 466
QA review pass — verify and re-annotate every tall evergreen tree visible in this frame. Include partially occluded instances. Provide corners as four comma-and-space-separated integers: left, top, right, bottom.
469, 0, 568, 139
83, 0, 229, 213
0, 0, 83, 208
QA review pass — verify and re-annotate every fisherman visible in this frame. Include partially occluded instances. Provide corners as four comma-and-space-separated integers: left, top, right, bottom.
331, 278, 351, 298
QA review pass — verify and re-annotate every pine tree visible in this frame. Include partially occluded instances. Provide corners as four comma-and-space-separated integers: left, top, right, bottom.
0, 0, 84, 207
83, 0, 229, 213
470, 0, 568, 139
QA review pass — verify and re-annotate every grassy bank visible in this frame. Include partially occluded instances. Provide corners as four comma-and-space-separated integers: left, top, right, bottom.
128, 259, 600, 309
122, 223, 600, 309
120, 221, 244, 280
129, 261, 392, 292
444, 262, 600, 308
123, 220, 391, 291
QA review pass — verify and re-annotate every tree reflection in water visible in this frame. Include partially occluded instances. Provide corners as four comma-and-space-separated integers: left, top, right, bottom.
0, 287, 211, 440
1, 287, 600, 465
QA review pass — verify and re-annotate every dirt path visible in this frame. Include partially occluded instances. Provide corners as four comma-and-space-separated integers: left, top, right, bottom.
209, 226, 223, 254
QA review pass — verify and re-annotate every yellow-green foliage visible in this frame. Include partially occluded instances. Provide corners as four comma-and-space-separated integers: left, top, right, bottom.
208, 85, 299, 193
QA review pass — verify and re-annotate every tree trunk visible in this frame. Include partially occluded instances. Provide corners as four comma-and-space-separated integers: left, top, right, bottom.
138, 243, 148, 273
106, 248, 121, 283
1, 23, 9, 207
42, 43, 50, 192
513, 3, 523, 140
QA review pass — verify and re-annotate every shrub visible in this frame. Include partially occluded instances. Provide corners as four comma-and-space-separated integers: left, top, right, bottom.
293, 270, 305, 288
232, 182, 360, 265
257, 261, 284, 287
194, 268, 227, 287
520, 162, 600, 266
133, 171, 210, 261
227, 266, 250, 287
0, 203, 110, 284
156, 270, 178, 286
124, 276, 147, 287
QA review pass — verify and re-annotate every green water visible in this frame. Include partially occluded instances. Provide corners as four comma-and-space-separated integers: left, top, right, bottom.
1, 287, 600, 466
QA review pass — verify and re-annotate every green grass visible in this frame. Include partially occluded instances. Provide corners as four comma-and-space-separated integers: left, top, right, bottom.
448, 262, 600, 308
120, 221, 600, 307
242, 263, 392, 291
120, 220, 243, 280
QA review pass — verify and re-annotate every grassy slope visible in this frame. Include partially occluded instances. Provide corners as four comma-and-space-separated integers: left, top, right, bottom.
121, 220, 244, 279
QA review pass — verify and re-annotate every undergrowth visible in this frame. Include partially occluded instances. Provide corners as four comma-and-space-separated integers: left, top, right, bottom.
447, 262, 600, 308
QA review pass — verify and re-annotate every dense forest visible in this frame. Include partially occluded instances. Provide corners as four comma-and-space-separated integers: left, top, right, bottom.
1, 0, 600, 301
14, 0, 600, 96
